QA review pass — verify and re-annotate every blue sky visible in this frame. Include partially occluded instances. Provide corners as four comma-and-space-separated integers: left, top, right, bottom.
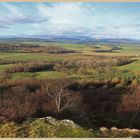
0, 2, 140, 39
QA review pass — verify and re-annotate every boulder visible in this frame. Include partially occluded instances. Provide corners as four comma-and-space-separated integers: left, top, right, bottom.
44, 116, 79, 128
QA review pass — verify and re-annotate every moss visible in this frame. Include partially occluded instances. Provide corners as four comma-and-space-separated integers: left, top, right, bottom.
0, 118, 95, 138
56, 126, 94, 137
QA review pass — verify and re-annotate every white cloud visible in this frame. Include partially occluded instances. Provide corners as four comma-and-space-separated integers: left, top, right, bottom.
37, 3, 92, 27
0, 3, 140, 39
1, 3, 24, 17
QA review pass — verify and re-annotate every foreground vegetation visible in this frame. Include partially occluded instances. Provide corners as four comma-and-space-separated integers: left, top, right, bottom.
1, 117, 140, 138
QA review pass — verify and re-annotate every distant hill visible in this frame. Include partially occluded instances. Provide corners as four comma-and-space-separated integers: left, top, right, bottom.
0, 38, 50, 43
0, 35, 140, 44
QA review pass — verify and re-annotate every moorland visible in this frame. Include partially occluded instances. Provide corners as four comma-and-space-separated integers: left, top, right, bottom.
0, 39, 140, 137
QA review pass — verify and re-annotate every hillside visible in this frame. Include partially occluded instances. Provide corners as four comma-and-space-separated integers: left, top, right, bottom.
0, 41, 140, 137
0, 117, 140, 138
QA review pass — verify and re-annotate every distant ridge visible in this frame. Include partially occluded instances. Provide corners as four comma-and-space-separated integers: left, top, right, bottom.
0, 35, 140, 44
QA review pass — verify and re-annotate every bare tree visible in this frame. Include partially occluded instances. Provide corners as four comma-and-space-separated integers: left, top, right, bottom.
45, 79, 76, 113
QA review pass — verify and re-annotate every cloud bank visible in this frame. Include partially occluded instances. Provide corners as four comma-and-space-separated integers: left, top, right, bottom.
0, 2, 140, 39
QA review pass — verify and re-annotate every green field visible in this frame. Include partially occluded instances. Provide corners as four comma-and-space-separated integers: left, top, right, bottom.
0, 64, 16, 71
117, 58, 140, 73
0, 42, 140, 80
0, 52, 64, 62
8, 71, 69, 80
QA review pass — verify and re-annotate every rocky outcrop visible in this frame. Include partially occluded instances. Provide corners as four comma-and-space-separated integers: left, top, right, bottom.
100, 126, 140, 137
43, 116, 80, 128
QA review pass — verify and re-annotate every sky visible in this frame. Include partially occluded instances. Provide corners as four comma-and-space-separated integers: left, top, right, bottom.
0, 2, 140, 39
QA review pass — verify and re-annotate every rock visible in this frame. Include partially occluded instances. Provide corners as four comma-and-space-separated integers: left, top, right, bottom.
45, 116, 59, 126
111, 127, 118, 131
100, 127, 109, 132
131, 129, 140, 134
100, 127, 110, 137
44, 116, 79, 128
110, 127, 140, 136
61, 119, 79, 128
